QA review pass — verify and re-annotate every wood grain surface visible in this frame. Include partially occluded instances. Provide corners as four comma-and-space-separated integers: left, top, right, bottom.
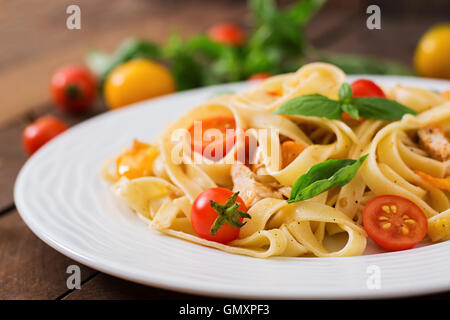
1, 0, 449, 300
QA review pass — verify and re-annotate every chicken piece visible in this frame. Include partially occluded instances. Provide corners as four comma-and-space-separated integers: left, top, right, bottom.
417, 125, 450, 162
231, 163, 283, 207
277, 186, 292, 198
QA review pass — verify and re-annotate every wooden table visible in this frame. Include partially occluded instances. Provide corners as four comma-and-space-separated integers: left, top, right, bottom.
1, 0, 449, 300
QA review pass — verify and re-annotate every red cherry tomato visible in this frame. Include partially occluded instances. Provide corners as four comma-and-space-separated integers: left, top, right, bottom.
362, 195, 428, 251
22, 116, 68, 155
191, 188, 248, 244
188, 116, 236, 160
50, 65, 97, 113
351, 79, 386, 98
208, 22, 246, 46
248, 72, 272, 81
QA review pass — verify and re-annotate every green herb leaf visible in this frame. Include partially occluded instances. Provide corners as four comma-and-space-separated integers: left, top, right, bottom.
288, 0, 326, 25
273, 94, 342, 119
353, 97, 417, 120
210, 192, 251, 236
274, 82, 417, 121
288, 155, 368, 203
338, 82, 353, 103
341, 103, 360, 120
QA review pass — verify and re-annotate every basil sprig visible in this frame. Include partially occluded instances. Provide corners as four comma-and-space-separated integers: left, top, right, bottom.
288, 154, 368, 203
274, 83, 417, 120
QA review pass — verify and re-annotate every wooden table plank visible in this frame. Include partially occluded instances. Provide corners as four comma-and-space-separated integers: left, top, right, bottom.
0, 210, 97, 299
62, 273, 211, 300
0, 0, 248, 125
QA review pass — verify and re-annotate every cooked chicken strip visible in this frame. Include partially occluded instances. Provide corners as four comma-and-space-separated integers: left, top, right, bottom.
231, 163, 283, 207
417, 125, 450, 162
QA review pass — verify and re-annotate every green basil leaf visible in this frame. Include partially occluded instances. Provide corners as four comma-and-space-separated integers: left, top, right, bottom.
288, 0, 326, 25
273, 94, 342, 119
288, 155, 368, 203
341, 103, 360, 120
353, 97, 417, 120
338, 82, 353, 103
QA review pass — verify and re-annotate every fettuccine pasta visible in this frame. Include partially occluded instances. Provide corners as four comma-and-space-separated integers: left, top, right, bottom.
102, 63, 450, 258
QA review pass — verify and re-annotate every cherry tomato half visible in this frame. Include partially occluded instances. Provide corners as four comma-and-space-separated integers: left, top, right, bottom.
208, 22, 246, 46
22, 116, 68, 156
188, 116, 236, 160
191, 188, 248, 244
362, 195, 428, 251
50, 65, 97, 113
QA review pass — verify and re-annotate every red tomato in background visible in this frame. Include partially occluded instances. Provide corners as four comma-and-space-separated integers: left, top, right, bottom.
188, 116, 236, 160
50, 65, 97, 113
351, 79, 386, 98
191, 188, 248, 244
22, 116, 68, 155
248, 72, 272, 81
208, 22, 246, 46
362, 195, 428, 251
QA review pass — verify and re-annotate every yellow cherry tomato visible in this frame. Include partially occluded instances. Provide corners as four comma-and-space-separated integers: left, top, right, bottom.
116, 139, 159, 179
104, 59, 175, 109
414, 24, 450, 79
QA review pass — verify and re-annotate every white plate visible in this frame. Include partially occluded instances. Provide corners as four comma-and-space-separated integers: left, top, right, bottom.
15, 76, 450, 299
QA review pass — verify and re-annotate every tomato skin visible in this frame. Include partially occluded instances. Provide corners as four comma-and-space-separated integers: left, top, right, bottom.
208, 22, 246, 46
248, 72, 272, 81
50, 65, 97, 113
351, 79, 386, 98
116, 139, 158, 179
191, 188, 248, 244
104, 59, 175, 110
188, 116, 236, 161
363, 195, 428, 251
22, 116, 68, 155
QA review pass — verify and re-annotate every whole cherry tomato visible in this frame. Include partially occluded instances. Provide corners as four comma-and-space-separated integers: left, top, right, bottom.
22, 116, 68, 155
351, 79, 386, 98
362, 195, 428, 251
104, 59, 175, 110
191, 188, 250, 244
208, 22, 246, 46
50, 65, 97, 113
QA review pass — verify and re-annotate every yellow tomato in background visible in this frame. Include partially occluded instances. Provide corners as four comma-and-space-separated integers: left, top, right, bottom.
414, 24, 450, 79
104, 59, 175, 109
